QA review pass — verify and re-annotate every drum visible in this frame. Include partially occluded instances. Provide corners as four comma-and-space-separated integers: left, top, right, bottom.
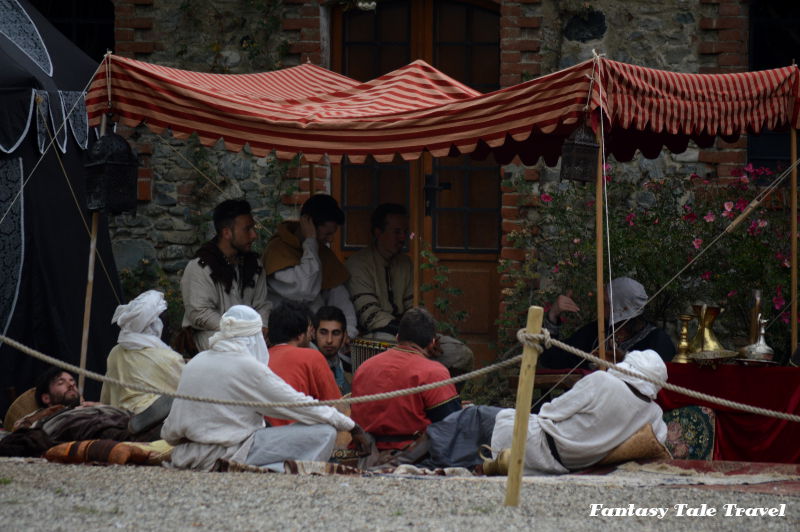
349, 337, 396, 372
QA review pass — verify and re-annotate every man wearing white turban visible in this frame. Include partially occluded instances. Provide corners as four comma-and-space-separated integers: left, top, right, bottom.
101, 290, 185, 415
161, 305, 370, 471
491, 349, 668, 474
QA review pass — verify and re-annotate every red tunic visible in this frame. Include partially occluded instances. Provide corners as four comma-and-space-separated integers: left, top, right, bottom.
351, 346, 458, 449
266, 344, 342, 427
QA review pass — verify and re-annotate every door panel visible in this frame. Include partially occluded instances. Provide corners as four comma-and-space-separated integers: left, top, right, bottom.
332, 0, 501, 363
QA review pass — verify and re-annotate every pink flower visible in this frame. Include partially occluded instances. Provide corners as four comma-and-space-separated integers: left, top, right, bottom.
683, 212, 698, 223
703, 211, 716, 223
735, 198, 748, 212
692, 238, 703, 249
573, 238, 581, 244
625, 212, 636, 226
727, 290, 737, 298
721, 210, 735, 220
689, 173, 701, 180
603, 163, 612, 172
744, 163, 755, 174
723, 201, 734, 212
409, 232, 416, 240
700, 271, 711, 281
552, 265, 559, 273
653, 218, 660, 225
774, 285, 786, 310
540, 193, 553, 203
739, 176, 750, 185
730, 167, 744, 178
758, 219, 768, 228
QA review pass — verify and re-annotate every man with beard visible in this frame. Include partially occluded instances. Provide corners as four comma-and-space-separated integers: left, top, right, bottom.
314, 305, 350, 394
181, 199, 271, 352
0, 368, 160, 457
265, 301, 342, 427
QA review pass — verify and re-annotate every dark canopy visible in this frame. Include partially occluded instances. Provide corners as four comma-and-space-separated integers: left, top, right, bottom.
1, 0, 121, 417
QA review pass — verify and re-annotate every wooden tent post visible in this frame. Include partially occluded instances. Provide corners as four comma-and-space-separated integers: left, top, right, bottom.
595, 133, 606, 361
791, 128, 798, 351
504, 306, 543, 507
78, 212, 100, 393
78, 115, 107, 392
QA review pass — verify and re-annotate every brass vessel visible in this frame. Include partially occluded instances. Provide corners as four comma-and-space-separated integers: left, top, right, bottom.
672, 314, 693, 363
688, 304, 725, 353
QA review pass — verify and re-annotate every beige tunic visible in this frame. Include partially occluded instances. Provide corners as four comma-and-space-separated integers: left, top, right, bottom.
345, 244, 413, 332
180, 257, 271, 351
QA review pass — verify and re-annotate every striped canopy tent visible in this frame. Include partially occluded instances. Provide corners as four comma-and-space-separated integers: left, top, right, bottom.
85, 54, 800, 352
86, 54, 800, 165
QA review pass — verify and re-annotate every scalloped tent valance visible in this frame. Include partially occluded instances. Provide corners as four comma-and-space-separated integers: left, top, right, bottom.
85, 54, 800, 165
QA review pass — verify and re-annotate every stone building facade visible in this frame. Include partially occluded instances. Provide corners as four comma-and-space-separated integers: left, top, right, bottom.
84, 0, 786, 355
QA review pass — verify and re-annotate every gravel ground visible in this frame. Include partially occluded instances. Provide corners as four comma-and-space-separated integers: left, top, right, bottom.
0, 458, 797, 531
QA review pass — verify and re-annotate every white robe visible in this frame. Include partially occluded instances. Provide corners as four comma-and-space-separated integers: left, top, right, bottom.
100, 345, 185, 414
161, 347, 354, 471
267, 238, 358, 338
492, 371, 666, 474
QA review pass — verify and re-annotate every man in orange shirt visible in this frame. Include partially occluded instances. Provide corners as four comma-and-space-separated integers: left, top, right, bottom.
265, 301, 342, 427
351, 307, 460, 450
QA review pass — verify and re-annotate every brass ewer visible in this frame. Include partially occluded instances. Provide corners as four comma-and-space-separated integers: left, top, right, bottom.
672, 314, 693, 363
688, 304, 725, 354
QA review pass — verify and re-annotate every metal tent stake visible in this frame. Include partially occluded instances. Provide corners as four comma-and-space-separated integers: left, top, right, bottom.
504, 306, 543, 507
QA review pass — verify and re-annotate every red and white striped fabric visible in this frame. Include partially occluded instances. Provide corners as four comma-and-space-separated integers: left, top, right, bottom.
85, 54, 593, 164
85, 55, 800, 164
595, 59, 800, 160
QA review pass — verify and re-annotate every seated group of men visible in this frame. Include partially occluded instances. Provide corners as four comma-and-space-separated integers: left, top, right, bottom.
1, 194, 673, 475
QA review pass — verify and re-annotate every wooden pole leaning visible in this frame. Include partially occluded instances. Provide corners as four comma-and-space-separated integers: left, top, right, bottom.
504, 305, 544, 507
78, 115, 107, 392
595, 131, 606, 361
791, 128, 798, 352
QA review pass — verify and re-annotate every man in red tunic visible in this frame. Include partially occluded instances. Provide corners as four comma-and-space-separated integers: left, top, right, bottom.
351, 307, 461, 450
265, 301, 342, 427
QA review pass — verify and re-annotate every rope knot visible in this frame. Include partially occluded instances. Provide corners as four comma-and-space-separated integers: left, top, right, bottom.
515, 327, 550, 354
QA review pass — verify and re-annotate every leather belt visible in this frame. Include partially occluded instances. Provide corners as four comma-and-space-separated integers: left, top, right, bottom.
544, 431, 565, 468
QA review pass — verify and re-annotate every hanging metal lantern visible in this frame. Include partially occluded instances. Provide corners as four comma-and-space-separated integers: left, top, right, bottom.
560, 123, 599, 182
85, 132, 139, 214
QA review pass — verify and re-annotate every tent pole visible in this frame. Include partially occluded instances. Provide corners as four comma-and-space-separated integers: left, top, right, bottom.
595, 131, 606, 361
504, 306, 543, 507
78, 114, 107, 393
791, 128, 798, 352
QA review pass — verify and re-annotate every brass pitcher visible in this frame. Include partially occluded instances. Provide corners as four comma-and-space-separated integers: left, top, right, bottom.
672, 314, 693, 363
689, 304, 725, 353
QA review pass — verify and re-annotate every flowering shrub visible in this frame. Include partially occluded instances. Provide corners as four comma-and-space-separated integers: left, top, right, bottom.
500, 165, 794, 361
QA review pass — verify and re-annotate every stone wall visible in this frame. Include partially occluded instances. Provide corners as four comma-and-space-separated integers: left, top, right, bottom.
110, 0, 756, 329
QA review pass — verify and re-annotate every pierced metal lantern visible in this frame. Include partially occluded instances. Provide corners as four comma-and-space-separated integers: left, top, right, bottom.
85, 132, 138, 214
560, 124, 599, 182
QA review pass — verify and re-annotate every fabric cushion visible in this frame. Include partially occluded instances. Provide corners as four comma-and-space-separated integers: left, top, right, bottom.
662, 405, 715, 460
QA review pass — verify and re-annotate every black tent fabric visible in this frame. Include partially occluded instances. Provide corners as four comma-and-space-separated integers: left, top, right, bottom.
0, 0, 122, 417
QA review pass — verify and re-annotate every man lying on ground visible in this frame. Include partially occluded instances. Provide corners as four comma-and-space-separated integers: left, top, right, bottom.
0, 368, 161, 457
265, 301, 342, 427
101, 290, 184, 415
491, 349, 668, 474
161, 305, 371, 471
350, 307, 461, 451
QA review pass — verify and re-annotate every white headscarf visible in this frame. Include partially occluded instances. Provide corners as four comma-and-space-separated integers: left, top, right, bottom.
608, 349, 668, 399
112, 290, 170, 351
607, 277, 648, 324
208, 305, 269, 366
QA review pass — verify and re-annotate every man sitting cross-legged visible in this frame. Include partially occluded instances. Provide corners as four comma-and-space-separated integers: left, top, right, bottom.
350, 307, 461, 450
265, 301, 343, 427
101, 290, 185, 415
314, 305, 351, 395
161, 305, 370, 471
